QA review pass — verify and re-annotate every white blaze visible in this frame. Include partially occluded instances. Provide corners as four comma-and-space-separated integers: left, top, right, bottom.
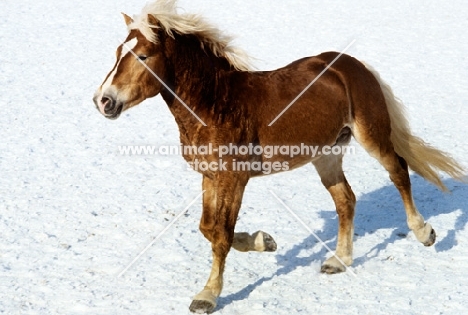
95, 37, 138, 114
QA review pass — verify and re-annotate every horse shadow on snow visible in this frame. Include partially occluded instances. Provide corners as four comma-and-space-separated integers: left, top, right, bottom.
216, 175, 467, 310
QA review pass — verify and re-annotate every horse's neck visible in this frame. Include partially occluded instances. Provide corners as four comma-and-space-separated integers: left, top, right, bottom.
160, 34, 230, 144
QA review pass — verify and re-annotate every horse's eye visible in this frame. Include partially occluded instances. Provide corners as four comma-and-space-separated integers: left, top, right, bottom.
138, 55, 148, 61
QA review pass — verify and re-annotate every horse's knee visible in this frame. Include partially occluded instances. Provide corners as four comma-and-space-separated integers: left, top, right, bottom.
199, 222, 214, 243
199, 223, 233, 251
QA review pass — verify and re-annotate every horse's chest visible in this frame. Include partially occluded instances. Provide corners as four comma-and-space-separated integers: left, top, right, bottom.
178, 135, 223, 176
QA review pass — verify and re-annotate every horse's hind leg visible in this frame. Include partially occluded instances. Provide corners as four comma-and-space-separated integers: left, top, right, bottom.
353, 123, 436, 246
312, 153, 356, 274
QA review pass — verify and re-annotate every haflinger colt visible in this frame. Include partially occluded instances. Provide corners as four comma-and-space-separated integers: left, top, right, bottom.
93, 0, 465, 313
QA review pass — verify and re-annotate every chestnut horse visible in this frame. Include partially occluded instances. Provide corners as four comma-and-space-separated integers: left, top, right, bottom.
93, 0, 465, 313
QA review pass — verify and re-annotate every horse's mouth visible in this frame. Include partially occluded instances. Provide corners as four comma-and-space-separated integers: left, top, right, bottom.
103, 104, 123, 120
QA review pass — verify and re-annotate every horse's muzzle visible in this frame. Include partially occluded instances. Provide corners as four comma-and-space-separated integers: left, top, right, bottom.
93, 93, 123, 120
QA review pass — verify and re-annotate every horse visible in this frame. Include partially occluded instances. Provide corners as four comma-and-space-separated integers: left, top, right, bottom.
93, 0, 465, 313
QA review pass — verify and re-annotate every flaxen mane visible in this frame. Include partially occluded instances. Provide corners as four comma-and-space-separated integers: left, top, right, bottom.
127, 0, 252, 71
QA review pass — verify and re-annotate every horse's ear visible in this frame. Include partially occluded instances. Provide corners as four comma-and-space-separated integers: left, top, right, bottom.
122, 12, 133, 26
147, 14, 159, 28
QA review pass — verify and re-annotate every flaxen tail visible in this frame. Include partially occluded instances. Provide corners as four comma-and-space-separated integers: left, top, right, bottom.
365, 64, 465, 191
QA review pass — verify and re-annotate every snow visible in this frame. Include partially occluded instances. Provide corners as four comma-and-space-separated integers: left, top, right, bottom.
1, 0, 467, 314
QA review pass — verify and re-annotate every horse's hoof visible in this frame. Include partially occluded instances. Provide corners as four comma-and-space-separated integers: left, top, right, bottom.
189, 299, 216, 314
320, 256, 349, 274
423, 228, 436, 247
320, 264, 345, 274
252, 231, 277, 252
262, 232, 277, 252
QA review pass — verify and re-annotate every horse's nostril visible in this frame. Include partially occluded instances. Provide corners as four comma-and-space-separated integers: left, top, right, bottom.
101, 97, 110, 106
101, 97, 115, 113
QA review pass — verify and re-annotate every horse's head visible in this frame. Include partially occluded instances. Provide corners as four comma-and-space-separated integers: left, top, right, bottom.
93, 14, 164, 119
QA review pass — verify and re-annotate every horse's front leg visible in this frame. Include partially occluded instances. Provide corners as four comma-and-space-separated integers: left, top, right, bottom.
189, 173, 249, 314
232, 231, 277, 252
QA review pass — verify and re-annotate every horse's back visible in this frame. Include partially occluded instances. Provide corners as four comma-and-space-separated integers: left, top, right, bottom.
243, 53, 359, 147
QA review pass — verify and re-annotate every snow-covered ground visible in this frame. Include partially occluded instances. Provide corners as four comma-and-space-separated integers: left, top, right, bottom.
1, 0, 467, 314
